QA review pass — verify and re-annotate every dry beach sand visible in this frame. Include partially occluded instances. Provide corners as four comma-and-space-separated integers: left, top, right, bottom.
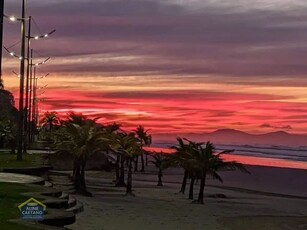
68, 164, 307, 230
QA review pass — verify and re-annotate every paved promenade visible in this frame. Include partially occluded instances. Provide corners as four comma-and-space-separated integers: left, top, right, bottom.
0, 172, 44, 184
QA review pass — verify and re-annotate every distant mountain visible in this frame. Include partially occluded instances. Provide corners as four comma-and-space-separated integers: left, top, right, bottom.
152, 129, 307, 147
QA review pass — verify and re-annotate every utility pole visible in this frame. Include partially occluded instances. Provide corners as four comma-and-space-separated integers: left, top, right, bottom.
32, 66, 36, 137
24, 16, 31, 148
0, 0, 4, 83
28, 49, 33, 143
16, 0, 26, 161
34, 75, 39, 129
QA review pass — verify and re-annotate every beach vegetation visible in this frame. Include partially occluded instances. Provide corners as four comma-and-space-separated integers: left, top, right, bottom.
172, 138, 249, 204
0, 84, 18, 153
134, 125, 152, 172
151, 153, 169, 186
54, 115, 108, 196
39, 111, 61, 132
111, 132, 142, 196
170, 138, 203, 194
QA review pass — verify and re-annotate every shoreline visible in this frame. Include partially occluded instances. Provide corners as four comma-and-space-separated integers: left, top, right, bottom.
144, 146, 307, 170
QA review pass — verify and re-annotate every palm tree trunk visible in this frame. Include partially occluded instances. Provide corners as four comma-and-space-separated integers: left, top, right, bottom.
140, 154, 145, 172
10, 139, 16, 154
23, 142, 27, 154
80, 161, 86, 189
189, 177, 195, 200
125, 159, 134, 196
134, 156, 139, 172
72, 158, 78, 181
196, 173, 206, 204
73, 162, 82, 191
105, 150, 111, 171
116, 156, 126, 187
74, 159, 92, 197
157, 169, 163, 186
49, 121, 53, 132
179, 169, 188, 194
115, 155, 120, 182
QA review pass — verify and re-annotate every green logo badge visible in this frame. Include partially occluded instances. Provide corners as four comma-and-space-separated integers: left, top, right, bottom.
18, 198, 46, 220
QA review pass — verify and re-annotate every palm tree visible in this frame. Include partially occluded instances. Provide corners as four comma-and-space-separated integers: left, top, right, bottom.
111, 133, 142, 196
170, 138, 203, 194
135, 125, 152, 172
108, 132, 126, 187
181, 139, 204, 200
96, 123, 122, 173
54, 123, 107, 196
170, 138, 188, 194
188, 141, 250, 204
151, 154, 169, 186
99, 125, 124, 184
103, 123, 122, 177
104, 122, 121, 133
64, 111, 92, 126
40, 111, 60, 131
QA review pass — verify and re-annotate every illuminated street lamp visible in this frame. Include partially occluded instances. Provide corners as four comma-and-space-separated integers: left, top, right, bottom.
4, 15, 54, 147
1, 8, 29, 82
2, 3, 30, 158
3, 1, 55, 158
9, 16, 17, 22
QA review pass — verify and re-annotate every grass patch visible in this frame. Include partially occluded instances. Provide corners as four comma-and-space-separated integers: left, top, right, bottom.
0, 152, 42, 169
0, 182, 41, 229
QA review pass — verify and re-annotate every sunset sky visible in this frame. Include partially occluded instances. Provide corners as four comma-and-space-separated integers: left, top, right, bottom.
2, 0, 307, 134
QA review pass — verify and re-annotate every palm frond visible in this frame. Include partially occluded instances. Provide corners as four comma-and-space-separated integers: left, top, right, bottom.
209, 171, 223, 182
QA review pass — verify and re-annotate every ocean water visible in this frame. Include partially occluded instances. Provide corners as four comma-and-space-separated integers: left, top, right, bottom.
216, 144, 307, 162
146, 143, 307, 170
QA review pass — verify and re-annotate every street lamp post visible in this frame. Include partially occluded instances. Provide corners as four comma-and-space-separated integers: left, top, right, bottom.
24, 16, 31, 149
28, 49, 33, 143
30, 70, 48, 142
3, 1, 54, 157
31, 66, 38, 141
33, 71, 38, 130
16, 0, 26, 161
26, 49, 49, 143
0, 0, 4, 83
25, 24, 54, 144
